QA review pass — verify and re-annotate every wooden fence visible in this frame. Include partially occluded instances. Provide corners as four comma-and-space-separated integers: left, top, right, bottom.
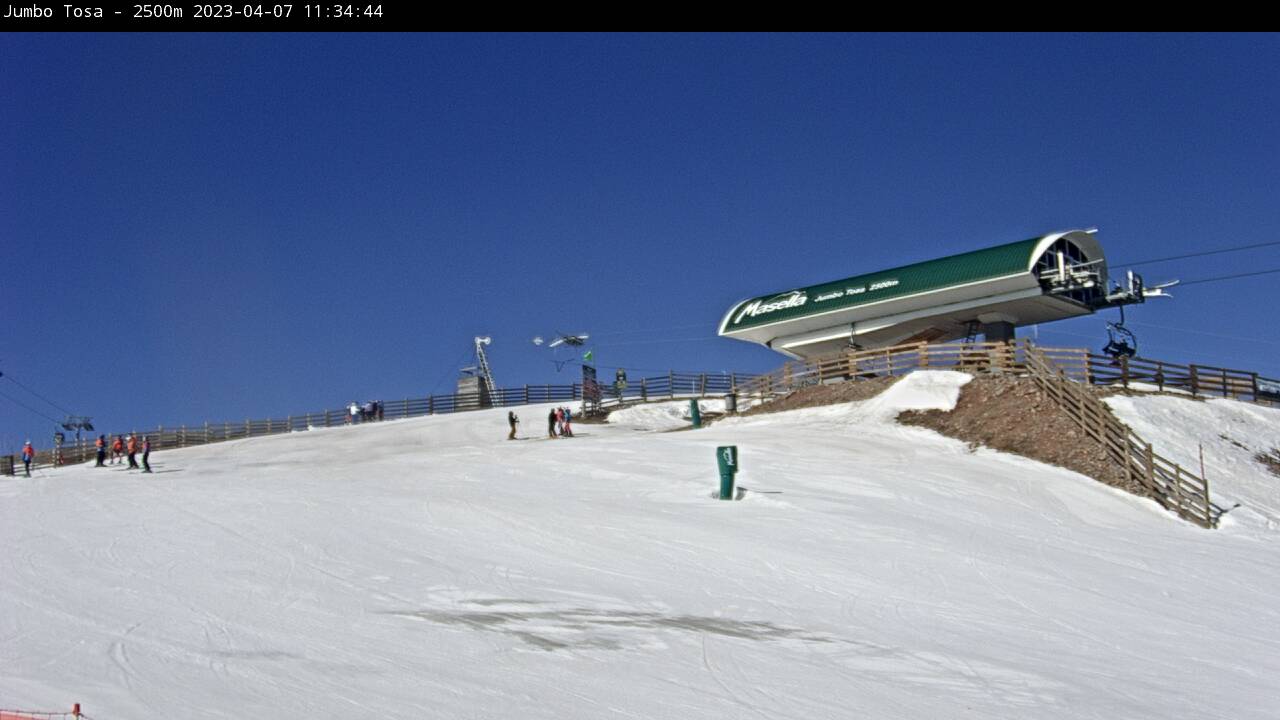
3, 338, 1265, 529
2, 370, 752, 475
737, 341, 1024, 397
1022, 344, 1223, 528
737, 341, 1278, 406
737, 339, 1226, 528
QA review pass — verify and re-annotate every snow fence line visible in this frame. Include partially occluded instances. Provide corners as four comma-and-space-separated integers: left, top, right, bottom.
0, 704, 86, 720
0, 369, 759, 476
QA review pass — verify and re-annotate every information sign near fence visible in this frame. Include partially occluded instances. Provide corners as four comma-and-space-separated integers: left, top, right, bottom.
582, 364, 602, 415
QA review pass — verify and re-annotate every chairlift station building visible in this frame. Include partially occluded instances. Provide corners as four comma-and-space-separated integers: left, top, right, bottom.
719, 229, 1139, 359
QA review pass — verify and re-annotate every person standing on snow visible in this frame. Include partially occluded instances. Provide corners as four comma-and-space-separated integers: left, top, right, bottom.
111, 435, 124, 465
508, 411, 519, 440
562, 407, 573, 437
348, 401, 360, 425
547, 408, 558, 438
20, 440, 35, 477
126, 435, 139, 469
141, 436, 153, 473
95, 435, 107, 467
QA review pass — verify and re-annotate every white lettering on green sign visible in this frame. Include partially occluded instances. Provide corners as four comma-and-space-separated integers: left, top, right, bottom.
733, 291, 808, 324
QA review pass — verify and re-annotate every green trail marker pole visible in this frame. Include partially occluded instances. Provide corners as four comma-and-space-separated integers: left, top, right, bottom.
690, 399, 702, 428
716, 445, 738, 500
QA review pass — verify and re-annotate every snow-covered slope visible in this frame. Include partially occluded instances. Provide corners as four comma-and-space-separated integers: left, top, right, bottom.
3, 372, 1279, 719
1106, 392, 1280, 531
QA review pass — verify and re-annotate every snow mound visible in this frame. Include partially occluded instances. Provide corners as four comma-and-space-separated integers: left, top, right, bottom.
729, 370, 972, 427
608, 398, 727, 431
860, 370, 972, 418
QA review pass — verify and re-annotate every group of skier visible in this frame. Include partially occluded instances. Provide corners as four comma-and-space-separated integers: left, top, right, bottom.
348, 400, 385, 424
505, 406, 576, 440
548, 406, 573, 438
11, 434, 152, 478
93, 434, 152, 472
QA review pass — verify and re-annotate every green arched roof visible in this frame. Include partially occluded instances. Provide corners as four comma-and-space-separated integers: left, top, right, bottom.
721, 236, 1049, 334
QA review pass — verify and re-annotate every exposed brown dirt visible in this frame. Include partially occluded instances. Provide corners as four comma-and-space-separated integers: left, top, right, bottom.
1257, 449, 1280, 478
736, 376, 899, 417
898, 375, 1145, 496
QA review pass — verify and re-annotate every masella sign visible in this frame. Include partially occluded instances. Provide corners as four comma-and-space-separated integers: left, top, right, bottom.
731, 290, 808, 325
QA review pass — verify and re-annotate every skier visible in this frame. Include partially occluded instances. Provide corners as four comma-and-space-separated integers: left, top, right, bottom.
95, 435, 107, 467
547, 408, 558, 438
111, 435, 124, 465
126, 435, 139, 469
562, 406, 573, 437
508, 411, 519, 440
348, 401, 360, 425
141, 436, 153, 473
20, 440, 34, 477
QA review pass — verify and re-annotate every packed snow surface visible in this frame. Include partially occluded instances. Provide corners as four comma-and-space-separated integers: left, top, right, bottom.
3, 371, 1280, 719
1106, 392, 1280, 530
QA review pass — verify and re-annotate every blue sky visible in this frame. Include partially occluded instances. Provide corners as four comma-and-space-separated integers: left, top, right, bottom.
2, 33, 1277, 452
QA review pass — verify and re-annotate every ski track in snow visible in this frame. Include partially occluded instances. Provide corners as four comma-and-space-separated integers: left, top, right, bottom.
2, 373, 1280, 719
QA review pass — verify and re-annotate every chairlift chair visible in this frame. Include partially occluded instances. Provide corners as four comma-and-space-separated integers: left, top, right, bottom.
1102, 306, 1137, 360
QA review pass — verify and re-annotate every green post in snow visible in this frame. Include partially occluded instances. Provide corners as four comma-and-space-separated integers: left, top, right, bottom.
716, 445, 738, 500
689, 399, 702, 428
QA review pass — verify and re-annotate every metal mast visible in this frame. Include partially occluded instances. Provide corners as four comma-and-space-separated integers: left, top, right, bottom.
474, 336, 498, 400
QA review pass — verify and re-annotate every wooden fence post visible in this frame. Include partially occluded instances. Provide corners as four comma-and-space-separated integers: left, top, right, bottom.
641, 378, 647, 401
428, 396, 434, 415
1201, 473, 1214, 528
1190, 365, 1199, 397
1120, 355, 1129, 389
1124, 434, 1136, 489
1145, 442, 1157, 499
1172, 467, 1187, 518
1076, 387, 1089, 439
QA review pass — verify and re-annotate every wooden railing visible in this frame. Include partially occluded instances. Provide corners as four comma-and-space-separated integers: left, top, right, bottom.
2, 369, 756, 475
1022, 344, 1222, 528
736, 339, 1225, 528
1080, 354, 1278, 403
737, 341, 1023, 397
6, 337, 1267, 529
594, 371, 746, 409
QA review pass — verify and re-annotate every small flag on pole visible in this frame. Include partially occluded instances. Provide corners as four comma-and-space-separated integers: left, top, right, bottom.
583, 349, 594, 362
